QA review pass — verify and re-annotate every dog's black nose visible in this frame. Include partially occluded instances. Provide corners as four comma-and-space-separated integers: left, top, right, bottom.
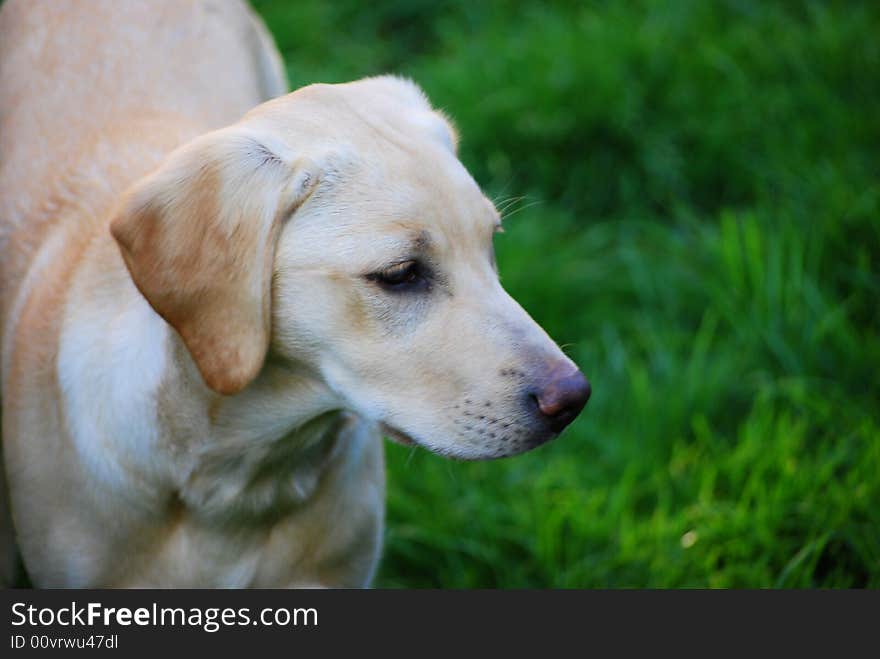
531, 362, 591, 433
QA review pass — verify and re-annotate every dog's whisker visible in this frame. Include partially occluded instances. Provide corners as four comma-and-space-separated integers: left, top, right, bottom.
499, 198, 543, 221
494, 195, 528, 216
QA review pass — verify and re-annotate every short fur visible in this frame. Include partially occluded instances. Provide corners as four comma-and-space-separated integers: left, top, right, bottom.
0, 0, 583, 587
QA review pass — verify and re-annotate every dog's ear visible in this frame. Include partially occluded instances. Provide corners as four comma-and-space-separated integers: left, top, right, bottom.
111, 126, 317, 395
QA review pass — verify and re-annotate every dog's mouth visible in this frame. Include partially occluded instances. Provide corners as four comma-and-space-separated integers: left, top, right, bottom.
379, 422, 419, 448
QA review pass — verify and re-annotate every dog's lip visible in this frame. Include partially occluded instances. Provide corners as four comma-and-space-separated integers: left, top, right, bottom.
379, 422, 418, 447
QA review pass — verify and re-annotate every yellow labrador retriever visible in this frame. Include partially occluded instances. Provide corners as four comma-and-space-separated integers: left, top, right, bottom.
0, 0, 590, 587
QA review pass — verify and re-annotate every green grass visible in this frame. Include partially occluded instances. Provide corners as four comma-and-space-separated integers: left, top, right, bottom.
252, 0, 880, 587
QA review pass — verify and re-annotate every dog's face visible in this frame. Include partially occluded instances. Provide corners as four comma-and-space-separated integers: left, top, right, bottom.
112, 76, 590, 460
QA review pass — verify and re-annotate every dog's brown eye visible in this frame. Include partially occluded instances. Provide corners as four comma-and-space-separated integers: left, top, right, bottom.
367, 260, 426, 291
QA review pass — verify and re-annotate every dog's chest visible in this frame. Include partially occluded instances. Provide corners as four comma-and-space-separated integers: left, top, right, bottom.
122, 430, 386, 588
121, 418, 387, 588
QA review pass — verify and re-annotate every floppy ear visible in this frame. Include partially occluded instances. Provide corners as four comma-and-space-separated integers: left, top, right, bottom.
110, 126, 316, 395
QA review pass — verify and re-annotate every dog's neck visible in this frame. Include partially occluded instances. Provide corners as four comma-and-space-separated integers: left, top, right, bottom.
64, 221, 364, 522
171, 346, 358, 522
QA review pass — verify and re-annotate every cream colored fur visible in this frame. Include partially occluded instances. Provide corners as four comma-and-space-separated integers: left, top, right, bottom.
0, 0, 580, 587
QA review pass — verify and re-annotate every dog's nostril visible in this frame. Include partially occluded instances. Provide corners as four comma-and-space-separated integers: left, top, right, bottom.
527, 392, 541, 411
533, 365, 591, 433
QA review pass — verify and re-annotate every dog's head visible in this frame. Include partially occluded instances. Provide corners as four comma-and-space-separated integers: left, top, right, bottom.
111, 76, 590, 460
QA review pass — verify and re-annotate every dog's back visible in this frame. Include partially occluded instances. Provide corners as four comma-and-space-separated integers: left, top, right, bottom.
0, 0, 286, 587
0, 0, 286, 326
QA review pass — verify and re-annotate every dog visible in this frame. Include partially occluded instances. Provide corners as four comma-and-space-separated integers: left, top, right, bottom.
0, 0, 590, 587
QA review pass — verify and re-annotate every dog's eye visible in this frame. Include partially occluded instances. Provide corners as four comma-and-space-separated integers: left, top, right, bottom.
367, 260, 426, 291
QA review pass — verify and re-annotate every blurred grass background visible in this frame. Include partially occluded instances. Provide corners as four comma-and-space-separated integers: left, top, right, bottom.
252, 0, 880, 587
